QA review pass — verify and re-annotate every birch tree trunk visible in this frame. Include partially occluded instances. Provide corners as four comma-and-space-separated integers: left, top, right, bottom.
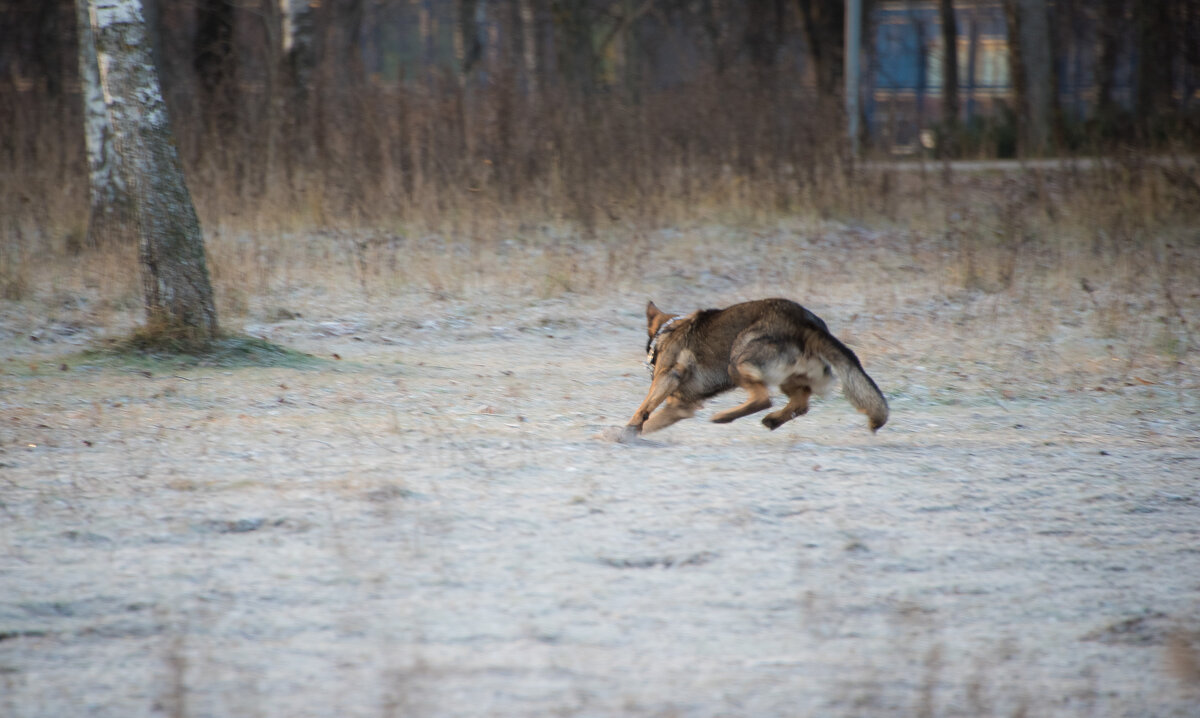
87, 0, 218, 342
75, 0, 134, 249
281, 0, 318, 173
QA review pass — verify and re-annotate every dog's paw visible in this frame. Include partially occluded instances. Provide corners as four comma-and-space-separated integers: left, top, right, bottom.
598, 425, 664, 447
595, 425, 666, 447
761, 415, 783, 430
599, 425, 645, 444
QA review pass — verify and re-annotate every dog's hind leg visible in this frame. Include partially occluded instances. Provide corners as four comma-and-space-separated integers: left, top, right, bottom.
642, 397, 701, 433
761, 374, 812, 430
711, 361, 772, 423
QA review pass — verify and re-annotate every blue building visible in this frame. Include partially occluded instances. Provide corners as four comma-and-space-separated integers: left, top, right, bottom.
870, 1, 1013, 153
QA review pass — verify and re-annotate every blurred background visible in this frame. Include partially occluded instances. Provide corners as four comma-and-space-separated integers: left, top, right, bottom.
2, 0, 1198, 233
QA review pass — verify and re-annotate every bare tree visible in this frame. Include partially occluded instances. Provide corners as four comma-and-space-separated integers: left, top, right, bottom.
74, 0, 134, 249
1135, 0, 1175, 138
745, 0, 786, 74
938, 0, 959, 155
280, 0, 318, 94
1186, 0, 1200, 115
313, 0, 365, 161
1024, 0, 1053, 153
0, 0, 71, 98
553, 0, 600, 94
795, 0, 844, 98
1094, 0, 1124, 131
1004, 0, 1051, 154
279, 0, 318, 174
194, 0, 238, 135
519, 0, 540, 97
456, 0, 484, 78
321, 0, 365, 83
85, 0, 218, 342
964, 6, 978, 122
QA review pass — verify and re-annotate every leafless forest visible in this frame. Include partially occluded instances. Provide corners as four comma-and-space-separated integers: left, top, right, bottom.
2, 1, 1199, 716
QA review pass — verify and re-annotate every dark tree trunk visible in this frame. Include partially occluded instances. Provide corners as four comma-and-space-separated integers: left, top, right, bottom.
327, 0, 366, 80
1003, 0, 1025, 149
1135, 0, 1175, 139
194, 0, 237, 134
938, 0, 959, 155
519, 0, 540, 97
795, 0, 845, 98
1019, 0, 1052, 153
914, 12, 929, 135
280, 0, 318, 174
553, 0, 599, 94
1004, 0, 1053, 155
457, 0, 484, 77
283, 0, 318, 94
1094, 0, 1124, 132
1185, 0, 1200, 113
745, 0, 786, 73
313, 0, 364, 164
965, 10, 978, 123
0, 0, 72, 98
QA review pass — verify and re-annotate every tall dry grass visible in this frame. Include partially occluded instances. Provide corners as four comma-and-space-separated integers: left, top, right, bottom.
0, 73, 1197, 358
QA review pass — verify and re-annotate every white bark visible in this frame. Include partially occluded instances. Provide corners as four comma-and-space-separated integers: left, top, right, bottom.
75, 0, 133, 248
280, 0, 294, 53
281, 0, 317, 89
87, 0, 218, 339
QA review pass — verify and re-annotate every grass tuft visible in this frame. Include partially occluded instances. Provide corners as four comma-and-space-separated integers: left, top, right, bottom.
84, 331, 323, 370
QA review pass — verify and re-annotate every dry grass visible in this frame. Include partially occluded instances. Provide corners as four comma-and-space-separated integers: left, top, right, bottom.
3, 74, 1198, 349
1, 83, 1197, 450
24, 161, 1200, 366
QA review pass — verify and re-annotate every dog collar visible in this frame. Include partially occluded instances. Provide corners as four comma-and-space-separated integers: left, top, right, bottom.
644, 316, 683, 373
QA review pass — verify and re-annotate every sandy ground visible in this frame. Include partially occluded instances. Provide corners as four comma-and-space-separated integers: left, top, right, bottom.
1, 225, 1199, 717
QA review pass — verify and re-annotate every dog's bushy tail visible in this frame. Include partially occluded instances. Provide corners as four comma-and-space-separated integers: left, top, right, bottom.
805, 328, 889, 432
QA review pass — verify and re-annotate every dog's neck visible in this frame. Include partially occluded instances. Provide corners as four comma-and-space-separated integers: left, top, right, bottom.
645, 315, 684, 372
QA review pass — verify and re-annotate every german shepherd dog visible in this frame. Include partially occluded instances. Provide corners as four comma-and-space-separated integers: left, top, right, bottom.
622, 298, 888, 440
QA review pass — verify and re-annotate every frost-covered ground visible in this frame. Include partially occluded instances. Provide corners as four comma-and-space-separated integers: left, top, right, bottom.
1, 225, 1198, 717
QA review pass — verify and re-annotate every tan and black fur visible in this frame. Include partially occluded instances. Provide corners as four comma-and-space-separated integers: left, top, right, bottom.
622, 298, 888, 440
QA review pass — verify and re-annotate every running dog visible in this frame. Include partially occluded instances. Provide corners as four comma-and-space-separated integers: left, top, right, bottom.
622, 298, 888, 440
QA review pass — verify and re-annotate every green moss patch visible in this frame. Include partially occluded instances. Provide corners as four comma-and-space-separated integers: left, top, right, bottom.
82, 332, 324, 370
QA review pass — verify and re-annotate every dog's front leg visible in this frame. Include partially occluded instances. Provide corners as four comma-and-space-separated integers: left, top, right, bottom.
621, 368, 682, 441
642, 396, 701, 434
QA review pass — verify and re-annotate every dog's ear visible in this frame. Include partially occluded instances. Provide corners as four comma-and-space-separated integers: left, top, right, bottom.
646, 301, 663, 333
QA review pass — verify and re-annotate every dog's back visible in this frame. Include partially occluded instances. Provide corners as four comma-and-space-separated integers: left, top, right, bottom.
669, 299, 827, 367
